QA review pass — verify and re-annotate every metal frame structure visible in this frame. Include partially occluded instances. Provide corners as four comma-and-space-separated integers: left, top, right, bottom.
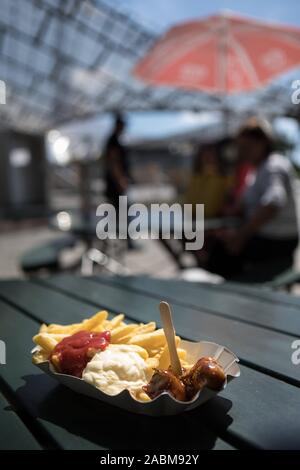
0, 0, 299, 133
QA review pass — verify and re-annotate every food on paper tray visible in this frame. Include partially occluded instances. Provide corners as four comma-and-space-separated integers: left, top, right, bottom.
50, 330, 111, 378
82, 344, 151, 397
143, 356, 226, 401
32, 308, 228, 402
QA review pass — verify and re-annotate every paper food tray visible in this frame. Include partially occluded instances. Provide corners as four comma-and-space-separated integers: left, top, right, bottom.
32, 340, 240, 416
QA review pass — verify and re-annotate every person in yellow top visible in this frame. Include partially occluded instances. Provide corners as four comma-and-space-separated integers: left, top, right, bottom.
184, 144, 233, 219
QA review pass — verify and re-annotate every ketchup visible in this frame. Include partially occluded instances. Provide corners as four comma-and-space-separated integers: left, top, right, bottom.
50, 330, 110, 378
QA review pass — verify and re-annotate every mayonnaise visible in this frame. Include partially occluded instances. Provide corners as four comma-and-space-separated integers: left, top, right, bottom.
82, 344, 149, 396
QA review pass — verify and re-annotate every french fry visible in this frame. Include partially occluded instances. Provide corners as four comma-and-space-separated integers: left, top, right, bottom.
46, 323, 80, 334
146, 357, 159, 369
44, 310, 108, 335
110, 324, 139, 343
39, 323, 48, 333
105, 314, 124, 330
113, 322, 156, 344
177, 348, 187, 361
33, 333, 58, 353
115, 333, 134, 344
148, 347, 164, 358
50, 333, 70, 342
122, 344, 148, 360
158, 337, 181, 370
49, 352, 61, 371
81, 310, 108, 331
32, 348, 49, 364
128, 329, 166, 351
133, 322, 156, 335
135, 391, 151, 402
91, 324, 106, 333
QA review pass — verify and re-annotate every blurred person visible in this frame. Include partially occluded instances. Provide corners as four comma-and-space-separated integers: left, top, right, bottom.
222, 158, 254, 218
103, 113, 137, 250
104, 113, 129, 206
206, 118, 299, 279
184, 144, 233, 219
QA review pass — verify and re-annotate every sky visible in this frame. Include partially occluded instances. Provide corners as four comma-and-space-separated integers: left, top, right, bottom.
111, 0, 300, 31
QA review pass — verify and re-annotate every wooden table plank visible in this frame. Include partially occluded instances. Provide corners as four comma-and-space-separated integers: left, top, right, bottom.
91, 275, 300, 337
203, 364, 300, 449
0, 390, 41, 450
0, 298, 234, 450
0, 283, 300, 448
38, 275, 300, 386
204, 281, 300, 308
1, 282, 300, 448
0, 280, 100, 325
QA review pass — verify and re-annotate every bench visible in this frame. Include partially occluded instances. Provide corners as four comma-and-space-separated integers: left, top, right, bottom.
20, 236, 76, 274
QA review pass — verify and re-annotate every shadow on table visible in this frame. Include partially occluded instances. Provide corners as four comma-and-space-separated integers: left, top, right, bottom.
17, 374, 233, 450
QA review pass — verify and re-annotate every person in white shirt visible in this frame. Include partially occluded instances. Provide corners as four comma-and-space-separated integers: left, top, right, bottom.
207, 118, 299, 280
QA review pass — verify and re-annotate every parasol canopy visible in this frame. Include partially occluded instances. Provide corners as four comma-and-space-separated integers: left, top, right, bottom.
133, 12, 300, 94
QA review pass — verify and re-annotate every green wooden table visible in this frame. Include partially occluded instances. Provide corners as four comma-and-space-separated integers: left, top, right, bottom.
0, 274, 300, 450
